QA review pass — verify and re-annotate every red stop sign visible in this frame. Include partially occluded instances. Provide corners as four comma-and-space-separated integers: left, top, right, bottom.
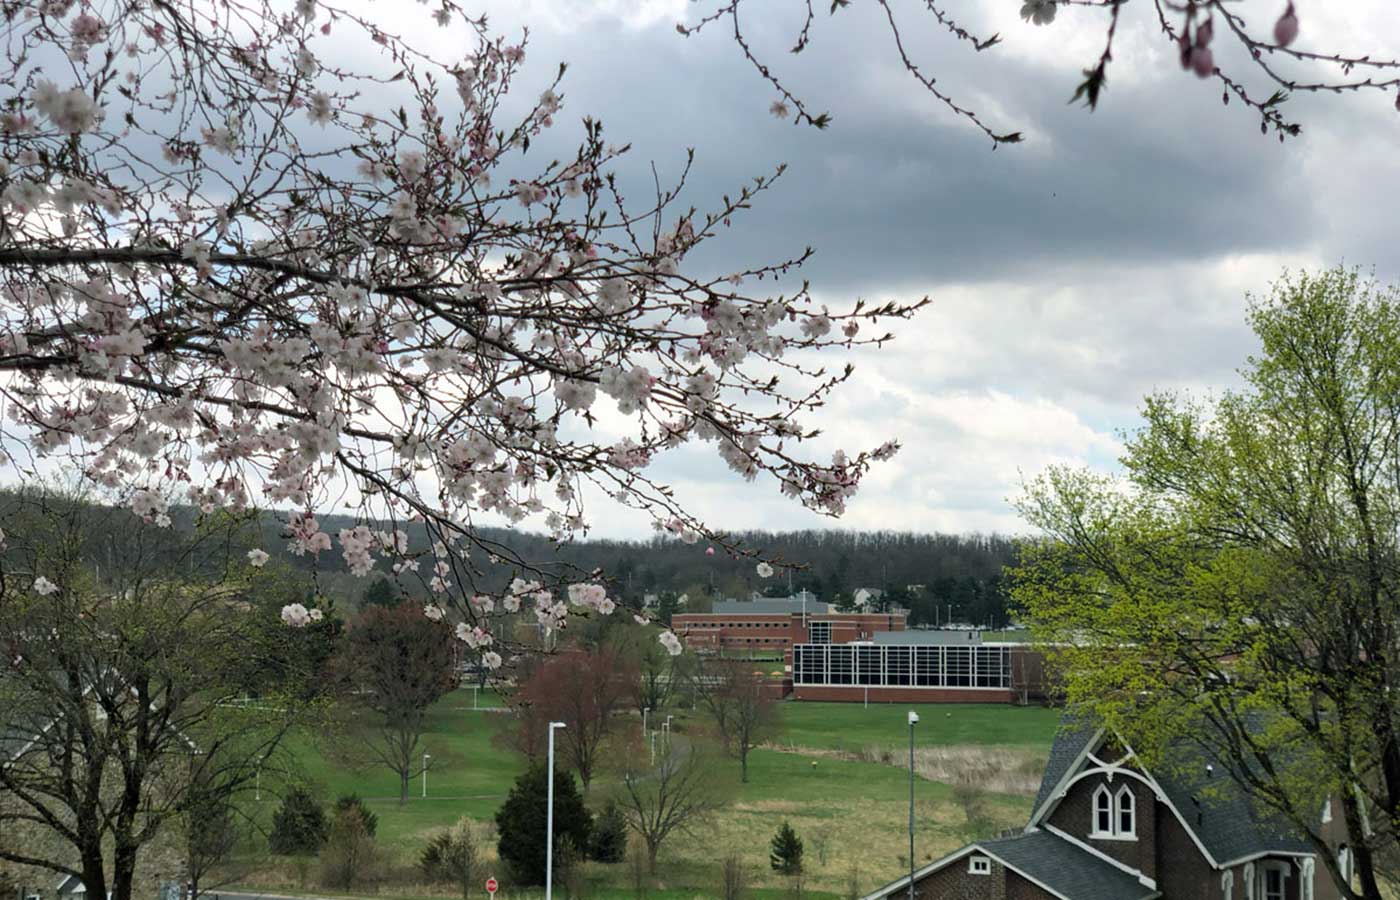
485, 877, 498, 895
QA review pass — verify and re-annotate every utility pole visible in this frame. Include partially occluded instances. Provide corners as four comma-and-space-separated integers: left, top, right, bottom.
908, 710, 920, 900
546, 722, 567, 900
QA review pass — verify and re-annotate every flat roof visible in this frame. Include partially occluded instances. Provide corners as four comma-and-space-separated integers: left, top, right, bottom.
709, 598, 833, 615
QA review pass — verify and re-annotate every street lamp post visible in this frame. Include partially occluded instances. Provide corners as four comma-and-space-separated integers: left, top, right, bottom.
423, 753, 431, 798
546, 721, 567, 900
907, 710, 920, 900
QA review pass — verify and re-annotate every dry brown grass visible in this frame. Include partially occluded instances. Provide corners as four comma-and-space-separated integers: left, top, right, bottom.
766, 742, 1047, 796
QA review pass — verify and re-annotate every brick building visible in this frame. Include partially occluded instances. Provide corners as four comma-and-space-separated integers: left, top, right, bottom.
863, 717, 1350, 900
790, 629, 1049, 704
672, 596, 907, 654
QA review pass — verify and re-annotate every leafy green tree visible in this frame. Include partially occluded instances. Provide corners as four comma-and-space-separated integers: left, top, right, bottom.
769, 821, 803, 876
494, 765, 592, 885
269, 787, 328, 855
1014, 268, 1400, 900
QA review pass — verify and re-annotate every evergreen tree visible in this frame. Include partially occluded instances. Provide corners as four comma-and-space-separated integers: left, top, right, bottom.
655, 591, 679, 626
361, 575, 399, 607
769, 821, 803, 875
269, 787, 328, 855
334, 794, 379, 838
494, 765, 592, 885
589, 800, 629, 864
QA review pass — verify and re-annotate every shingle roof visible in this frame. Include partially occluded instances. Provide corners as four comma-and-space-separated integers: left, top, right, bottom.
979, 830, 1159, 900
1151, 742, 1312, 863
1030, 716, 1101, 817
1029, 713, 1313, 865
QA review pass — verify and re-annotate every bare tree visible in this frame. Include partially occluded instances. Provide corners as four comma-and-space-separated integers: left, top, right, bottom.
685, 1, 1400, 144
618, 746, 726, 873
691, 658, 776, 783
506, 646, 629, 789
336, 603, 458, 804
0, 488, 302, 900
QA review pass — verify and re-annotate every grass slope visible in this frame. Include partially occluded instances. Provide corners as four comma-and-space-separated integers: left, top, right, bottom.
242, 691, 1055, 897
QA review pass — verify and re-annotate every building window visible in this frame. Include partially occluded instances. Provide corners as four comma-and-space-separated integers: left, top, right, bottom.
1092, 784, 1113, 836
810, 621, 831, 644
1321, 798, 1332, 824
1338, 846, 1351, 885
1300, 858, 1315, 900
968, 855, 991, 875
1115, 785, 1136, 838
1256, 863, 1287, 900
1221, 871, 1233, 900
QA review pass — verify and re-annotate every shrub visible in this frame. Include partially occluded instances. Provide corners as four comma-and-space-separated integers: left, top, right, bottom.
589, 800, 628, 864
721, 854, 747, 900
420, 818, 483, 898
268, 786, 327, 855
319, 806, 380, 890
494, 764, 592, 885
334, 794, 378, 838
769, 821, 804, 876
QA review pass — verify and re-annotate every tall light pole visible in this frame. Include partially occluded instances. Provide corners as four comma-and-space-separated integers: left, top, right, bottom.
422, 753, 431, 798
907, 710, 920, 900
546, 721, 567, 900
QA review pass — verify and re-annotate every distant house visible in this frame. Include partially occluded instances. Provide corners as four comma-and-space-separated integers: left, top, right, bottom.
853, 587, 884, 610
863, 718, 1349, 900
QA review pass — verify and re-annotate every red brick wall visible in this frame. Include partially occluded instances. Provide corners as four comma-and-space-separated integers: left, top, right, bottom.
1045, 774, 1157, 878
1155, 796, 1218, 899
906, 854, 1006, 900
791, 685, 1015, 703
901, 856, 1058, 900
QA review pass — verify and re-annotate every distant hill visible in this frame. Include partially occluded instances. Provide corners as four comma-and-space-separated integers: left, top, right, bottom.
0, 490, 1021, 627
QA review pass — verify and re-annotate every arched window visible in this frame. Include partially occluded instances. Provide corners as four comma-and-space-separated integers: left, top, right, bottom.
1300, 858, 1315, 900
1115, 785, 1136, 838
1221, 870, 1234, 900
1093, 784, 1113, 836
1338, 845, 1351, 885
1243, 862, 1256, 900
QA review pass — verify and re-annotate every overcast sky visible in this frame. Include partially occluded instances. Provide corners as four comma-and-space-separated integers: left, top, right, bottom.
446, 0, 1400, 539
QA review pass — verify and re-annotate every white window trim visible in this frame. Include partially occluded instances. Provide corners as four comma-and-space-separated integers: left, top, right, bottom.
1256, 861, 1289, 900
1299, 858, 1315, 900
1114, 784, 1137, 839
1221, 870, 1234, 900
1321, 798, 1332, 825
967, 855, 991, 876
1091, 784, 1115, 838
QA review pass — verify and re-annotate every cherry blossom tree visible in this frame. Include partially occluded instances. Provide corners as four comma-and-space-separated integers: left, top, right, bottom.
0, 1, 919, 653
689, 0, 1400, 143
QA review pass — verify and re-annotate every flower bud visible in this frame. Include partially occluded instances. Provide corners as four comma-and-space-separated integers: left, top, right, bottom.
1274, 5, 1299, 47
1190, 45, 1215, 78
1195, 19, 1213, 48
1179, 33, 1193, 69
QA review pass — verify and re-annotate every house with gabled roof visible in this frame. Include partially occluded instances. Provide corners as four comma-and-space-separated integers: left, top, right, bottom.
863, 718, 1351, 900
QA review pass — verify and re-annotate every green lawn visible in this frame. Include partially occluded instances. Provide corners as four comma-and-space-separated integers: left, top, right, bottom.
254, 691, 523, 846
774, 701, 1061, 752
237, 691, 1054, 897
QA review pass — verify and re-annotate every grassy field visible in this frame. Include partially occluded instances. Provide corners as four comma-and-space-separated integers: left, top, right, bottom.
236, 690, 1058, 898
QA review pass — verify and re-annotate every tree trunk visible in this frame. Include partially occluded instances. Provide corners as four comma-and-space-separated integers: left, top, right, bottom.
740, 744, 749, 783
400, 770, 410, 805
647, 839, 660, 874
